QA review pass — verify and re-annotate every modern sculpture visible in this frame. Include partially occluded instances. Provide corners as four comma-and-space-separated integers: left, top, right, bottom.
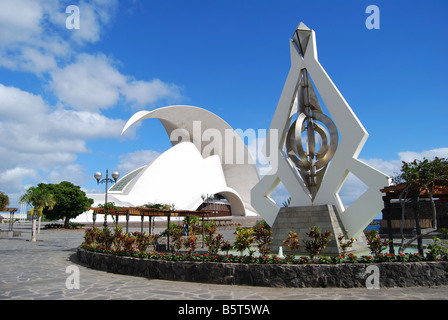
251, 23, 390, 255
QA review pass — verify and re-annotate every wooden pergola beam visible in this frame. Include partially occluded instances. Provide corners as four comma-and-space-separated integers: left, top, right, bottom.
88, 207, 210, 217
380, 183, 448, 199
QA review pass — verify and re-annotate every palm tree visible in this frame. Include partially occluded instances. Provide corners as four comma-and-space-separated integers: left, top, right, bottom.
282, 197, 291, 207
20, 187, 56, 242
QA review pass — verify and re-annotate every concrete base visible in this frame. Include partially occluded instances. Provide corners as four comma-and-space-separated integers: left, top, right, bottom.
0, 230, 22, 238
270, 205, 367, 256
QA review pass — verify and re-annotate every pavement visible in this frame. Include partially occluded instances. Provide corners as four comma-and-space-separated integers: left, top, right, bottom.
1, 222, 448, 301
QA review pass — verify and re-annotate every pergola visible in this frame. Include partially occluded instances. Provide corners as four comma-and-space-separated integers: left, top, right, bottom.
1, 208, 19, 231
381, 183, 448, 254
88, 206, 212, 250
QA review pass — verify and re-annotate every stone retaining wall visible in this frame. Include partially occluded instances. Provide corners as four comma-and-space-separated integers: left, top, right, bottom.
77, 247, 448, 288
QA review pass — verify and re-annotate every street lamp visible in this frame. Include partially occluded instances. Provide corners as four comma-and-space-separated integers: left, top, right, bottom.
200, 193, 214, 248
201, 194, 214, 202
201, 193, 220, 218
201, 193, 214, 212
94, 169, 120, 228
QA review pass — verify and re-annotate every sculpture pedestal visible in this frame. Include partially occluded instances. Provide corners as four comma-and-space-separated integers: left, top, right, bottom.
270, 205, 367, 256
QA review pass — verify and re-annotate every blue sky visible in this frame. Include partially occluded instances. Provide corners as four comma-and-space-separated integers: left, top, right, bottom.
0, 0, 447, 210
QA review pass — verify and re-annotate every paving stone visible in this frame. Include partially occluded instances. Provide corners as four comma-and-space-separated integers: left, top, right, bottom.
1, 223, 448, 300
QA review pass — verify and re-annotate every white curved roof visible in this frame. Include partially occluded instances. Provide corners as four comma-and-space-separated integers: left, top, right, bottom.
109, 141, 246, 215
121, 105, 260, 214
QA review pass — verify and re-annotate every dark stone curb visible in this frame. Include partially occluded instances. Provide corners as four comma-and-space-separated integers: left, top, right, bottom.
77, 247, 448, 288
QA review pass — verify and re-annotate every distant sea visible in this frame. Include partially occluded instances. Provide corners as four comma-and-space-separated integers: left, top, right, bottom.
364, 219, 381, 232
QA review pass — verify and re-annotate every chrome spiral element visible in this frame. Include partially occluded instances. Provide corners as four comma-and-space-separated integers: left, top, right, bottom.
286, 70, 338, 201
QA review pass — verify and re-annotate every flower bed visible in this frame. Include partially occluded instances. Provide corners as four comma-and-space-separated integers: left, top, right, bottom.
77, 244, 448, 288
78, 224, 448, 287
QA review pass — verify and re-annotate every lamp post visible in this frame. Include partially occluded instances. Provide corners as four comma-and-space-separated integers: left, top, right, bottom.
201, 194, 215, 216
201, 194, 214, 247
201, 194, 214, 205
94, 169, 120, 228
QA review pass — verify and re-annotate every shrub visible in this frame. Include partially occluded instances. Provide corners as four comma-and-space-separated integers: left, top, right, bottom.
220, 240, 232, 255
112, 227, 126, 250
297, 256, 310, 264
345, 253, 358, 263
122, 233, 136, 252
426, 236, 448, 261
304, 226, 332, 258
378, 253, 395, 263
84, 227, 100, 246
337, 231, 355, 257
366, 229, 389, 258
318, 256, 332, 264
204, 221, 225, 255
360, 255, 374, 263
186, 216, 202, 235
98, 227, 114, 249
331, 255, 345, 264
133, 232, 155, 252
68, 222, 84, 229
169, 224, 185, 253
396, 252, 408, 262
183, 231, 198, 256
283, 231, 300, 251
407, 253, 423, 262
253, 220, 273, 256
233, 227, 255, 256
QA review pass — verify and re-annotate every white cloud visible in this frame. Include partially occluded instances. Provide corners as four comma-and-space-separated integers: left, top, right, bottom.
345, 148, 448, 205
0, 167, 40, 193
0, 0, 119, 74
398, 148, 448, 163
0, 84, 48, 121
51, 54, 185, 111
123, 79, 184, 108
48, 109, 126, 139
361, 158, 402, 178
117, 150, 161, 175
0, 84, 124, 198
70, 0, 119, 44
50, 54, 126, 111
0, 0, 65, 73
0, 0, 185, 206
360, 147, 448, 180
18, 48, 58, 73
47, 163, 90, 186
0, 0, 43, 38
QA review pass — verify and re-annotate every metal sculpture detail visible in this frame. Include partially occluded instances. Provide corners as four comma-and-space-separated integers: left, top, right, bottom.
251, 22, 390, 237
285, 69, 338, 201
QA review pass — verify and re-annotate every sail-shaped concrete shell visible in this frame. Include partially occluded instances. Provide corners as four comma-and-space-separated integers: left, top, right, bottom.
121, 105, 260, 214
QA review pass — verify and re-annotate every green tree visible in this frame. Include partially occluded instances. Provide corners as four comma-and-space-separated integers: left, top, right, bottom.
393, 157, 448, 253
38, 181, 93, 228
0, 192, 9, 210
20, 187, 56, 242
282, 197, 291, 207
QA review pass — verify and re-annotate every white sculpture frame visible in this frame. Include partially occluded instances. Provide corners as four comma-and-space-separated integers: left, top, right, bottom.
251, 23, 390, 237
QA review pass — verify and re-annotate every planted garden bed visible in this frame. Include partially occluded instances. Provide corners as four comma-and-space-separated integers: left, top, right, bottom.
78, 221, 448, 288
77, 245, 448, 288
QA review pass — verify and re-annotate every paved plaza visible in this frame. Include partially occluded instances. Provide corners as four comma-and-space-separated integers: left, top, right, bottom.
1, 222, 448, 300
